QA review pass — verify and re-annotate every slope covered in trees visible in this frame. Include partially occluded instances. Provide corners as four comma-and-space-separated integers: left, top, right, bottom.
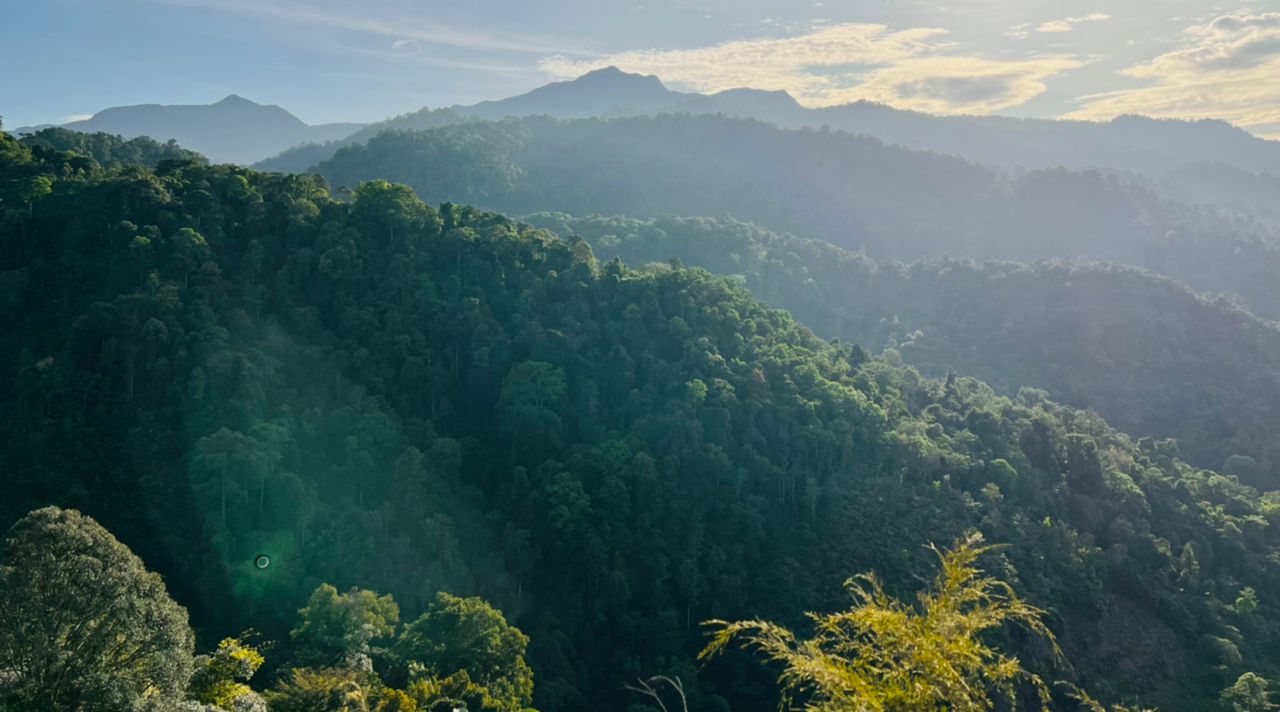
528, 213, 1280, 490
18, 127, 206, 169
314, 115, 1280, 320
3, 129, 1279, 710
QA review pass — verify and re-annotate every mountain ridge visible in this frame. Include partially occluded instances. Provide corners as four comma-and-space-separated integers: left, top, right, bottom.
17, 95, 366, 165
22, 66, 1280, 220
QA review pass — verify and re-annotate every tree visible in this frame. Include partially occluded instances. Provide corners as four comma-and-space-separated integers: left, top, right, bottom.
349, 180, 436, 247
1221, 673, 1277, 712
700, 533, 1057, 711
498, 361, 567, 461
292, 584, 400, 668
0, 506, 195, 710
1235, 587, 1260, 616
393, 593, 534, 712
267, 668, 370, 712
170, 227, 210, 289
188, 637, 265, 710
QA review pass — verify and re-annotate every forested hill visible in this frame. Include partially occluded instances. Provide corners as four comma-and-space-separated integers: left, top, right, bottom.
527, 213, 1280, 490
313, 115, 1280, 321
2, 129, 1279, 710
16, 127, 206, 169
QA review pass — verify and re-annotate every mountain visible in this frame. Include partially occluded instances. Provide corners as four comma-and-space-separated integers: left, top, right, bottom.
18, 95, 364, 165
253, 106, 479, 173
249, 67, 1280, 223
253, 67, 688, 172
314, 114, 1280, 320
31, 68, 1280, 218
528, 213, 1280, 489
4, 126, 1280, 711
459, 65, 688, 120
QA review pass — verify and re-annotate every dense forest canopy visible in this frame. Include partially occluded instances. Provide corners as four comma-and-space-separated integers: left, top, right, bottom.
526, 213, 1280, 490
312, 115, 1280, 322
3, 126, 1280, 711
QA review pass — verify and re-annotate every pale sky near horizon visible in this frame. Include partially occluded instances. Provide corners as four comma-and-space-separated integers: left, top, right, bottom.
3, 0, 1279, 138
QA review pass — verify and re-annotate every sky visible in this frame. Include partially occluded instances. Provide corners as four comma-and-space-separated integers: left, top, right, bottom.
2, 0, 1279, 138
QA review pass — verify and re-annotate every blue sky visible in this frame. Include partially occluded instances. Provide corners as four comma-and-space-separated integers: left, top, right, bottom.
3, 0, 1279, 137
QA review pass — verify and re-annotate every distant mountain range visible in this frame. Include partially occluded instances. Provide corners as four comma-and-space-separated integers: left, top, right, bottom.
15, 95, 363, 165
21, 67, 1280, 220
265, 67, 1280, 221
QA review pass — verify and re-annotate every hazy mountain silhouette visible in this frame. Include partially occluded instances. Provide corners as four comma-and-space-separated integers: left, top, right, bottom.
459, 66, 688, 119
18, 95, 364, 164
30, 68, 1279, 220
256, 67, 1280, 221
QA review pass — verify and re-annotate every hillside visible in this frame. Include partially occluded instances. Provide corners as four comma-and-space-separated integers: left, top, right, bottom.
18, 95, 364, 165
253, 107, 480, 174
4, 129, 1280, 710
315, 115, 1280, 320
17, 126, 206, 168
250, 68, 1280, 222
528, 213, 1280, 490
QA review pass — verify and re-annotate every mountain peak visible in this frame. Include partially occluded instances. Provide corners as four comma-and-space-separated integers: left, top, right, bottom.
459, 65, 679, 120
582, 65, 627, 78
575, 65, 666, 89
215, 94, 256, 106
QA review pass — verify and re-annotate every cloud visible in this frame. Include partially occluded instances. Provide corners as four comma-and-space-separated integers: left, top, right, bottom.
1036, 13, 1111, 33
1067, 12, 1280, 138
147, 0, 583, 55
540, 22, 1081, 114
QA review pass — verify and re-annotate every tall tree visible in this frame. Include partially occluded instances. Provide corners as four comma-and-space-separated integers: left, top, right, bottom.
291, 584, 400, 668
393, 593, 533, 712
0, 506, 194, 710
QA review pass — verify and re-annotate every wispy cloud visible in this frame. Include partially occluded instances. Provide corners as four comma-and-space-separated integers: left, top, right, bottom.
146, 0, 586, 55
540, 22, 1081, 115
1037, 13, 1112, 33
1067, 12, 1280, 138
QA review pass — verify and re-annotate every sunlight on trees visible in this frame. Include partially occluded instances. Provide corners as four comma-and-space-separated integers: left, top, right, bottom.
700, 532, 1058, 711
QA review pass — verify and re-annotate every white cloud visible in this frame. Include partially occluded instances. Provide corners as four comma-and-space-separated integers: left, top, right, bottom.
540, 22, 1081, 115
1036, 13, 1111, 33
1067, 12, 1280, 138
148, 0, 583, 55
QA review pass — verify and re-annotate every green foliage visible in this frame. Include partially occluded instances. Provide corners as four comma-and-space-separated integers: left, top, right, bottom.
292, 584, 401, 668
2, 127, 1279, 710
533, 213, 1280, 487
701, 533, 1057, 711
189, 637, 266, 710
394, 593, 534, 712
19, 127, 205, 169
1235, 587, 1259, 616
0, 506, 194, 710
266, 668, 371, 712
1221, 673, 1277, 712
